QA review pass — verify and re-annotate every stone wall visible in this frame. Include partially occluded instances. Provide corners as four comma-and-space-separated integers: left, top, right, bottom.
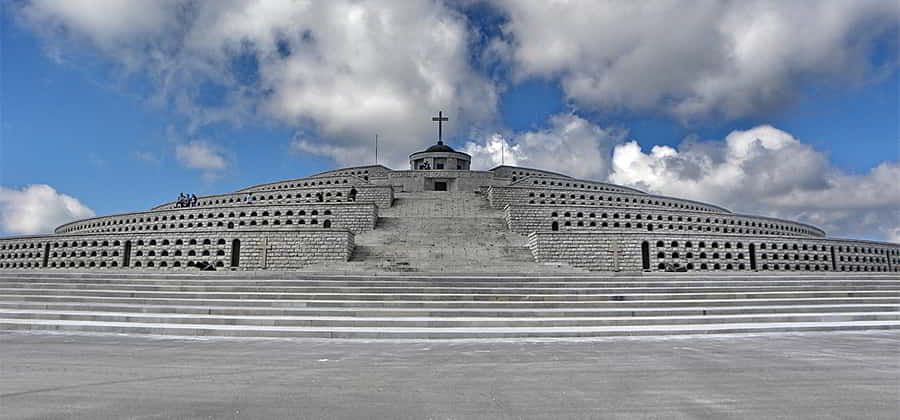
506, 204, 824, 238
488, 186, 728, 214
0, 229, 354, 271
56, 203, 377, 235
509, 175, 643, 194
528, 232, 900, 273
489, 166, 573, 181
373, 170, 505, 192
236, 175, 370, 193
152, 185, 394, 210
307, 165, 392, 180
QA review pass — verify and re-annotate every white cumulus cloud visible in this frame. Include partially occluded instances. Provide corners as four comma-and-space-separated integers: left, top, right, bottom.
464, 133, 523, 170
464, 114, 625, 179
495, 0, 898, 121
175, 141, 229, 177
608, 125, 900, 241
19, 0, 497, 167
0, 185, 95, 235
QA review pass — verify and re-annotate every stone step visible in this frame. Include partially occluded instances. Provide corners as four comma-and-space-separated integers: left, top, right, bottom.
3, 282, 899, 295
1, 271, 896, 282
1, 288, 897, 301
2, 294, 898, 309
2, 277, 898, 288
2, 270, 896, 280
2, 309, 897, 328
2, 318, 899, 339
1, 301, 896, 318
2, 270, 897, 339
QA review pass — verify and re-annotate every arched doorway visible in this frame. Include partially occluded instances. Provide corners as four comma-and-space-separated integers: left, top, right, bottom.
641, 241, 650, 270
230, 239, 241, 268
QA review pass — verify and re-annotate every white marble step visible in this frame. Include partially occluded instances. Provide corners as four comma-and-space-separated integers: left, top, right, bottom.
3, 318, 899, 339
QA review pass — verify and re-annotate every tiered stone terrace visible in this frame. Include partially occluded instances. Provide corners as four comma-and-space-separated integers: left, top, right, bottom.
1, 160, 896, 273
1, 154, 897, 339
506, 204, 825, 237
55, 203, 377, 235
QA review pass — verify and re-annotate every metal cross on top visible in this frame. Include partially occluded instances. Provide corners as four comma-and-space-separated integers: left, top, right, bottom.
432, 111, 449, 144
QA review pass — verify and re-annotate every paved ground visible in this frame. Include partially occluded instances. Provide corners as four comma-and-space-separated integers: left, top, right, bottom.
1, 332, 898, 419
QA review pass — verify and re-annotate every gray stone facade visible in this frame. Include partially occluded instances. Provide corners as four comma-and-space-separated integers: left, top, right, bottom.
488, 185, 730, 213
506, 204, 824, 238
56, 203, 377, 235
152, 185, 394, 210
0, 229, 353, 271
528, 232, 899, 273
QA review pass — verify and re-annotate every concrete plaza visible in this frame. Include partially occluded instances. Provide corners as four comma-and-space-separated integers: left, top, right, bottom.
1, 332, 898, 419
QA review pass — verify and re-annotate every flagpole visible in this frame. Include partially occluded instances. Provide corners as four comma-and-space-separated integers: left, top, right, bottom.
375, 134, 378, 165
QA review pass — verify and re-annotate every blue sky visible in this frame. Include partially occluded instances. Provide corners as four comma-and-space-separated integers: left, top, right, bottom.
0, 1, 898, 241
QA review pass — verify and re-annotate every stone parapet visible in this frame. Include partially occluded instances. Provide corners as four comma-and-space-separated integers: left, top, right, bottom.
152, 185, 393, 210
488, 165, 574, 181
528, 231, 900, 273
56, 203, 377, 235
236, 174, 370, 193
306, 165, 392, 179
376, 170, 504, 192
506, 204, 825, 238
488, 186, 729, 214
0, 229, 354, 271
509, 175, 644, 194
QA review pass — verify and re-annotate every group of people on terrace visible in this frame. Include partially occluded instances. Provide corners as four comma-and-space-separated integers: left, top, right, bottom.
175, 193, 198, 208
189, 187, 359, 208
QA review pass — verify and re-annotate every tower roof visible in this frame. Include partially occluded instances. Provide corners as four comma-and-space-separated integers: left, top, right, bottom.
424, 142, 456, 153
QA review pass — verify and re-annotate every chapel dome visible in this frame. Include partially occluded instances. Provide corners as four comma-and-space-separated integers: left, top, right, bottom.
424, 142, 456, 153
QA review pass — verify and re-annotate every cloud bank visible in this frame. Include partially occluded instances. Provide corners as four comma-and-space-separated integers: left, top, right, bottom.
22, 1, 895, 163
609, 126, 900, 241
0, 185, 95, 235
21, 0, 497, 168
496, 0, 898, 120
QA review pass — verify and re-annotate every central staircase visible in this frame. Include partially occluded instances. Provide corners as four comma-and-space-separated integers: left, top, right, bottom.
1, 271, 898, 339
328, 192, 575, 272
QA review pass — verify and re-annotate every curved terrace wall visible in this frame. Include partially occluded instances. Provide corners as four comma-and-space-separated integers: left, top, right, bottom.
506, 204, 826, 238
489, 165, 574, 181
307, 165, 392, 180
152, 185, 394, 210
528, 231, 900, 273
0, 229, 354, 271
488, 185, 730, 214
510, 175, 646, 195
236, 174, 371, 193
55, 203, 377, 235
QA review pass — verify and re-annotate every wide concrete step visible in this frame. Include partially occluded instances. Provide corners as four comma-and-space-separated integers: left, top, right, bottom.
3, 318, 899, 339
2, 271, 896, 282
3, 279, 899, 290
3, 293, 898, 308
2, 270, 897, 339
2, 301, 895, 318
3, 309, 898, 328
4, 282, 900, 295
1, 288, 898, 302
